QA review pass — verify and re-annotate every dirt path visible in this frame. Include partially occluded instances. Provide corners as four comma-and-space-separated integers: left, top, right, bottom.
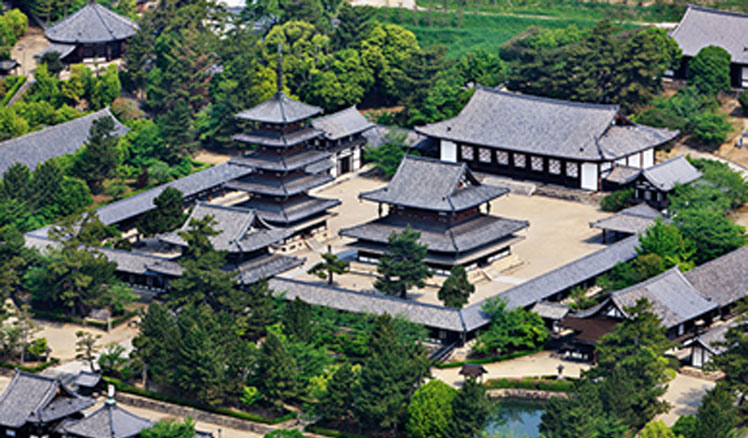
10, 25, 47, 77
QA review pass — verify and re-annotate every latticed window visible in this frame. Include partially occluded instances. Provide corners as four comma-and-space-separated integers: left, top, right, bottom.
549, 159, 561, 175
531, 156, 543, 171
496, 150, 509, 165
479, 148, 491, 163
566, 162, 579, 177
461, 145, 474, 161
513, 153, 526, 168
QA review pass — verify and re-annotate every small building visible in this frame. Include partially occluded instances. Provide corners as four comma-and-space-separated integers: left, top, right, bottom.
310, 106, 374, 178
227, 76, 341, 243
0, 59, 19, 76
58, 397, 153, 438
590, 203, 661, 243
558, 317, 619, 362
415, 86, 679, 191
340, 155, 529, 274
669, 5, 748, 88
40, 0, 137, 64
0, 370, 94, 438
459, 364, 488, 381
583, 267, 719, 339
684, 321, 736, 368
0, 108, 128, 175
72, 372, 102, 397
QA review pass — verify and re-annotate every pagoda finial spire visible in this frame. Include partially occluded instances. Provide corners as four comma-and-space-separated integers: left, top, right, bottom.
276, 43, 283, 95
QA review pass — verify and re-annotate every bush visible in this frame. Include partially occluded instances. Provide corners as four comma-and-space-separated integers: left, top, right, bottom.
688, 46, 731, 96
305, 425, 366, 438
406, 380, 457, 438
691, 112, 733, 147
600, 188, 634, 212
485, 377, 574, 392
739, 89, 748, 117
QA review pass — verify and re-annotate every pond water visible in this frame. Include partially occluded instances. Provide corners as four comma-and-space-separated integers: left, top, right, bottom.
484, 398, 546, 437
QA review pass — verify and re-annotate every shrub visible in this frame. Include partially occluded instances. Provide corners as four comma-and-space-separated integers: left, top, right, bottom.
691, 112, 733, 147
739, 89, 748, 117
688, 45, 731, 96
406, 380, 457, 438
600, 188, 634, 212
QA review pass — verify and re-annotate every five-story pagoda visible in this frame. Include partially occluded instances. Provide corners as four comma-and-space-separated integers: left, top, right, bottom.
227, 50, 340, 246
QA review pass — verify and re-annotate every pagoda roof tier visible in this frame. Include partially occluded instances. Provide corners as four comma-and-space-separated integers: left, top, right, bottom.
360, 155, 509, 212
232, 126, 322, 148
159, 203, 291, 254
226, 172, 333, 198
229, 149, 331, 172
236, 92, 322, 125
340, 214, 528, 254
243, 195, 341, 225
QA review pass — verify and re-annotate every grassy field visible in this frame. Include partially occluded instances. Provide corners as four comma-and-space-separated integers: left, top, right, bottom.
377, 8, 641, 58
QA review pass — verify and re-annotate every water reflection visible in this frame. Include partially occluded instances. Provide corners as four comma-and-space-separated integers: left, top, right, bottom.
484, 398, 545, 438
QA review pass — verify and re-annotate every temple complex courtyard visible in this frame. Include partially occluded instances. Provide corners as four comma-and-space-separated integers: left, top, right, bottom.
282, 169, 612, 307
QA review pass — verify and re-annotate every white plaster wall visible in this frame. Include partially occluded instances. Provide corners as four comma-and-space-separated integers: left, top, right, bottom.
642, 148, 654, 168
441, 140, 457, 163
581, 162, 599, 191
615, 158, 626, 166
329, 156, 338, 178
353, 146, 361, 170
628, 153, 641, 168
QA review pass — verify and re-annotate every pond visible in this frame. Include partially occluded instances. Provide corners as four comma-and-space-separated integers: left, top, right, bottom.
484, 398, 546, 437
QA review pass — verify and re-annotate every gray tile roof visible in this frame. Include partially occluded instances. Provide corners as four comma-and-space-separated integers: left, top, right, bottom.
340, 214, 528, 254
232, 127, 323, 148
61, 403, 153, 438
160, 203, 291, 253
236, 92, 322, 124
0, 108, 128, 175
605, 165, 641, 185
416, 86, 678, 161
311, 106, 375, 140
269, 277, 466, 332
360, 155, 509, 212
235, 253, 305, 284
37, 43, 77, 60
45, 2, 137, 44
229, 149, 331, 172
670, 5, 748, 64
590, 203, 661, 235
639, 155, 702, 191
531, 301, 571, 320
688, 321, 738, 355
73, 372, 101, 388
226, 172, 333, 197
96, 162, 252, 225
241, 195, 341, 225
0, 371, 93, 428
684, 245, 748, 307
610, 267, 718, 329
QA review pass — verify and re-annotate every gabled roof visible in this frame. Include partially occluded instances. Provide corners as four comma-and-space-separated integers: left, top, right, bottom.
416, 86, 678, 161
241, 195, 341, 225
590, 203, 661, 235
45, 1, 137, 44
684, 245, 748, 307
74, 372, 102, 388
686, 321, 739, 355
236, 92, 322, 124
0, 371, 94, 428
0, 108, 128, 175
360, 155, 509, 212
531, 301, 570, 320
670, 5, 748, 64
61, 403, 153, 438
638, 155, 702, 191
160, 203, 291, 253
605, 165, 642, 185
311, 106, 375, 140
609, 267, 718, 329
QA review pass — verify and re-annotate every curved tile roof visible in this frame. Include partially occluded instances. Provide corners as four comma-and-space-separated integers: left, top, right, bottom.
311, 106, 375, 140
45, 2, 137, 44
236, 92, 322, 124
61, 403, 153, 438
670, 5, 748, 64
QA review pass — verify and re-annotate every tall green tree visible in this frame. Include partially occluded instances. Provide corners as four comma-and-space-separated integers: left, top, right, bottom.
2, 163, 31, 201
448, 378, 491, 438
256, 330, 300, 409
709, 300, 748, 418
693, 385, 737, 438
438, 265, 474, 308
407, 379, 457, 438
473, 297, 549, 356
637, 218, 694, 269
308, 252, 349, 285
0, 225, 35, 309
132, 302, 179, 389
689, 45, 731, 96
74, 116, 120, 194
282, 297, 313, 342
332, 4, 375, 50
138, 187, 187, 236
246, 279, 276, 341
375, 227, 432, 299
317, 362, 356, 426
674, 208, 745, 265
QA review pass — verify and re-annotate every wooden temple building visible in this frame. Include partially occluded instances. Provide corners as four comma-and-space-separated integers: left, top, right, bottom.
415, 86, 678, 191
310, 106, 374, 178
40, 0, 137, 64
340, 156, 528, 275
226, 64, 341, 246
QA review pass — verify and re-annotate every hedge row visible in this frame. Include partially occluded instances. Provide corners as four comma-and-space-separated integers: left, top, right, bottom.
103, 377, 297, 425
30, 309, 139, 331
305, 425, 367, 438
0, 357, 60, 373
0, 75, 26, 106
435, 348, 543, 369
485, 377, 574, 392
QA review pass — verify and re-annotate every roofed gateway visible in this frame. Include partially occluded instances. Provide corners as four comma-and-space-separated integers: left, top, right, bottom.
41, 0, 137, 63
669, 5, 748, 88
415, 86, 678, 191
340, 155, 528, 274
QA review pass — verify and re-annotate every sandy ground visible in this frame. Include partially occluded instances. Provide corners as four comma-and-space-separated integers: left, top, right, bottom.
193, 150, 235, 165
10, 26, 47, 77
294, 172, 609, 306
656, 373, 715, 427
37, 318, 140, 366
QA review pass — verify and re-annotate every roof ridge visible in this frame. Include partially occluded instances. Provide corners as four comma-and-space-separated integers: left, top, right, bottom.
477, 84, 621, 112
0, 108, 112, 148
91, 2, 118, 41
685, 4, 748, 19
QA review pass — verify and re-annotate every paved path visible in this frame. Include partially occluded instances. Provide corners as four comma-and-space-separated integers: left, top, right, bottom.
657, 373, 715, 427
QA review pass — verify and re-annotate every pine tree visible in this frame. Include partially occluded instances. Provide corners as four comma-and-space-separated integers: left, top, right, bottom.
693, 385, 737, 438
132, 302, 179, 388
438, 265, 474, 308
375, 227, 432, 299
282, 297, 313, 343
257, 331, 300, 409
308, 252, 349, 285
318, 363, 355, 426
246, 279, 276, 341
138, 187, 187, 236
0, 225, 34, 311
158, 97, 195, 164
74, 116, 120, 194
332, 4, 374, 50
30, 160, 63, 211
448, 378, 491, 438
1, 163, 31, 201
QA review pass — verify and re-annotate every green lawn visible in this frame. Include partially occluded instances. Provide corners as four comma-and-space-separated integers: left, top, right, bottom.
378, 8, 641, 58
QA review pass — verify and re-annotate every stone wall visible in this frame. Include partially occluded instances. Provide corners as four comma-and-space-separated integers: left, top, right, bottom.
486, 388, 568, 400
114, 392, 279, 435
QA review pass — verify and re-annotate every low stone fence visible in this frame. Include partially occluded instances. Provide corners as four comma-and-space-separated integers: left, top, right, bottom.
114, 392, 283, 435
487, 388, 568, 400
